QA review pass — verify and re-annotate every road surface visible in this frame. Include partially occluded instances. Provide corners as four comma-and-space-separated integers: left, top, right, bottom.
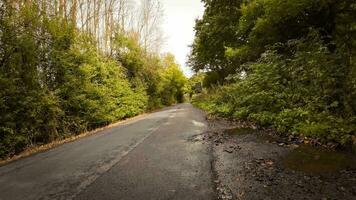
0, 104, 215, 200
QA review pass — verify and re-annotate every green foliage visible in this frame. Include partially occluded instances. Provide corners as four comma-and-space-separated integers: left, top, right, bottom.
189, 0, 243, 78
57, 35, 148, 131
112, 35, 187, 109
160, 54, 188, 105
186, 73, 205, 98
0, 3, 186, 159
191, 0, 356, 145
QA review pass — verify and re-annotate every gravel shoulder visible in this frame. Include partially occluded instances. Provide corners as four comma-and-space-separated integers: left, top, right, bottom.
203, 118, 356, 200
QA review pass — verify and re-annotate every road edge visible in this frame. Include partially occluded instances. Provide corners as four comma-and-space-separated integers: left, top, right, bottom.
0, 110, 154, 166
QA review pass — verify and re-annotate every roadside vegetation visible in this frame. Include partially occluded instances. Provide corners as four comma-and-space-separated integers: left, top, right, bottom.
0, 1, 187, 159
189, 0, 356, 147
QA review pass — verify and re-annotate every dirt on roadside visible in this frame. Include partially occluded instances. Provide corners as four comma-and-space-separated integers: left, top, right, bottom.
196, 118, 356, 200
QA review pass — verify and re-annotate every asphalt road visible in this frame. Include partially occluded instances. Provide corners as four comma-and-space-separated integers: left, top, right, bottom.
0, 104, 215, 200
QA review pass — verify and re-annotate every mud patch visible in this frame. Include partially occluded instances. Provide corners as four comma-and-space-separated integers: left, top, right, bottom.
256, 133, 280, 143
224, 127, 258, 136
282, 145, 356, 174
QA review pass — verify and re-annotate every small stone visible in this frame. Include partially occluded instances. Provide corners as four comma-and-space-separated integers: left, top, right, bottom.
288, 135, 294, 141
295, 180, 304, 188
266, 160, 274, 166
256, 178, 264, 182
224, 149, 233, 153
235, 146, 242, 150
338, 186, 346, 192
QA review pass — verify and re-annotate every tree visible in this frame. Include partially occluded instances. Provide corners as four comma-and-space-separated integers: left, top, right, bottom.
160, 54, 187, 105
189, 0, 243, 79
190, 0, 356, 145
0, 0, 188, 159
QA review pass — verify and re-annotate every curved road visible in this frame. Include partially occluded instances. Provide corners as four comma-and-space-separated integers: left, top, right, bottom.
0, 104, 215, 200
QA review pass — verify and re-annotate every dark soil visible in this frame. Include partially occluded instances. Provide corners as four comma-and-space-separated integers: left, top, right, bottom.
200, 118, 356, 200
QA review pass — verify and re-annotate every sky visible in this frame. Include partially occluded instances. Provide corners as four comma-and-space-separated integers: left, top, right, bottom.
160, 0, 205, 77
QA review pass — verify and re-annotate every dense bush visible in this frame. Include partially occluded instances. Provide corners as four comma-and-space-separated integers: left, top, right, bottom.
190, 0, 356, 146
193, 34, 356, 144
0, 3, 186, 158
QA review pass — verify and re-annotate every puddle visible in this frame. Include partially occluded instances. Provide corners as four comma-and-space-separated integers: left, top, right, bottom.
224, 127, 258, 136
256, 133, 280, 143
225, 127, 281, 143
282, 145, 356, 174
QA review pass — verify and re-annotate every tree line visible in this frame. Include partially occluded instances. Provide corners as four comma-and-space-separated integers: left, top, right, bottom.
189, 0, 356, 147
0, 0, 187, 158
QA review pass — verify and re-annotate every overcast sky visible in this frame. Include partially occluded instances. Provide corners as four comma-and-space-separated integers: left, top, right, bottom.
160, 0, 205, 77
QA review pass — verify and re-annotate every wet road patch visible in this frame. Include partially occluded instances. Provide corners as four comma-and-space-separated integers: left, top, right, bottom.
282, 145, 356, 174
224, 127, 258, 136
